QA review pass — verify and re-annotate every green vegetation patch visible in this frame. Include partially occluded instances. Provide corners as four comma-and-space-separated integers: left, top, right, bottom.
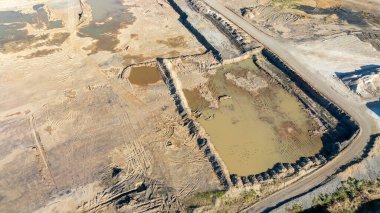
271, 0, 302, 8
185, 190, 226, 208
309, 177, 380, 212
241, 189, 257, 203
195, 190, 226, 200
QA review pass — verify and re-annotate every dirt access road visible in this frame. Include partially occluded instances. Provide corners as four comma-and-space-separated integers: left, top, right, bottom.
202, 0, 376, 211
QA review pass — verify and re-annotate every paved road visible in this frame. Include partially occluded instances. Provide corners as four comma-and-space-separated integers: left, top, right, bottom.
202, 0, 376, 211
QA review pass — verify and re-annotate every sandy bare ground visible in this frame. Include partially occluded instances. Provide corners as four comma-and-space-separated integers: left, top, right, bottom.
0, 0, 221, 212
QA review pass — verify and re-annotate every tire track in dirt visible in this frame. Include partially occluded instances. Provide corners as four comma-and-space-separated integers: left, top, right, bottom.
29, 114, 57, 189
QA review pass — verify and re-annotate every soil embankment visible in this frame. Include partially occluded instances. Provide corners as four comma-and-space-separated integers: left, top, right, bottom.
167, 0, 222, 61
157, 58, 231, 188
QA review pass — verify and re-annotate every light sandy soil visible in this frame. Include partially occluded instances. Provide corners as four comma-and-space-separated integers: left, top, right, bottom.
117, 0, 206, 65
342, 0, 380, 14
0, 0, 221, 212
2, 0, 380, 211
222, 0, 380, 40
287, 35, 380, 77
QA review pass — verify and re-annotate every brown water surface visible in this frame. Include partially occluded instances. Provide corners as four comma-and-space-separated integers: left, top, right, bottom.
190, 59, 323, 175
183, 89, 209, 111
128, 66, 162, 86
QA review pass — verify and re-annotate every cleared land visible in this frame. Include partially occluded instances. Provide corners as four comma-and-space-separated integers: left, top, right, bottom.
0, 0, 220, 212
1, 0, 380, 212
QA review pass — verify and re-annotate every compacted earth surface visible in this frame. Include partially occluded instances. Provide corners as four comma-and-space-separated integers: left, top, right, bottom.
1, 0, 380, 212
0, 0, 217, 212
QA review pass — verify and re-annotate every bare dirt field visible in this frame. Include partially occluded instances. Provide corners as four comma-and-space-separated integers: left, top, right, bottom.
222, 0, 380, 40
0, 0, 221, 212
2, 0, 380, 212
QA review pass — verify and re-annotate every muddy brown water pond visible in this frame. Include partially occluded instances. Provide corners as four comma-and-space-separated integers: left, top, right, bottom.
128, 66, 162, 86
184, 59, 323, 175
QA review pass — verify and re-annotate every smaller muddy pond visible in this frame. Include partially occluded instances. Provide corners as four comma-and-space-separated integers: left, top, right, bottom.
128, 66, 162, 86
184, 59, 323, 175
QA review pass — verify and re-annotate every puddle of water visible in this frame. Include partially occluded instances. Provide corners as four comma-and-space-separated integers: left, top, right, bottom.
0, 5, 64, 29
0, 4, 64, 53
33, 4, 64, 29
367, 101, 380, 117
0, 23, 29, 44
78, 0, 135, 54
0, 11, 35, 51
128, 66, 162, 86
190, 59, 322, 175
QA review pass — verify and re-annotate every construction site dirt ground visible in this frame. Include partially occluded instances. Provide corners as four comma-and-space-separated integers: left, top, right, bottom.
221, 0, 380, 118
0, 0, 220, 212
2, 0, 380, 212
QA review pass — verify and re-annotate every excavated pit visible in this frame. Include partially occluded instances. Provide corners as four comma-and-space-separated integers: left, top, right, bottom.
175, 51, 358, 187
161, 0, 358, 188
184, 59, 324, 175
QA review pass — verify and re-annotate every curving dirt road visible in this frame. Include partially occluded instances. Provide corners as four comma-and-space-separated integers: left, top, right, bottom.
202, 0, 377, 211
